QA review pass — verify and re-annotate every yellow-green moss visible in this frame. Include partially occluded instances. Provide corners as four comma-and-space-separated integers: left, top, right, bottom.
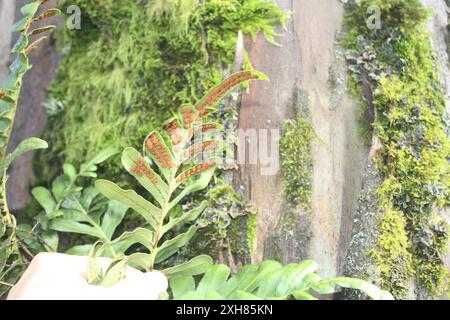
344, 0, 450, 299
246, 213, 257, 256
279, 114, 313, 211
368, 206, 413, 299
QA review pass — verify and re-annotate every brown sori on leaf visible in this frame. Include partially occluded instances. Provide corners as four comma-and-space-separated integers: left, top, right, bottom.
183, 140, 219, 160
33, 9, 60, 23
145, 133, 174, 169
40, 0, 50, 5
194, 123, 218, 133
28, 26, 55, 36
180, 106, 197, 129
0, 90, 15, 103
132, 159, 158, 184
196, 71, 259, 117
176, 161, 216, 183
25, 36, 47, 54
163, 119, 184, 145
132, 165, 144, 177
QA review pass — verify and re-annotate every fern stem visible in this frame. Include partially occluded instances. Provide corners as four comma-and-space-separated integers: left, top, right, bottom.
149, 178, 176, 271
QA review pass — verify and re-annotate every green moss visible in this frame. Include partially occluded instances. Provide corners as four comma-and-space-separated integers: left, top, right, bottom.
246, 213, 257, 256
279, 114, 313, 211
344, 0, 450, 299
368, 206, 413, 299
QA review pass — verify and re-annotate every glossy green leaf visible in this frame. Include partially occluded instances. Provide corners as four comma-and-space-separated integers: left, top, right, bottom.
20, 1, 40, 17
276, 260, 318, 296
66, 244, 92, 256
221, 264, 258, 298
12, 34, 29, 53
162, 255, 213, 278
49, 211, 104, 239
79, 186, 100, 211
254, 267, 284, 298
11, 18, 30, 33
101, 200, 128, 240
31, 187, 56, 215
235, 260, 283, 294
169, 275, 195, 299
100, 260, 128, 287
121, 147, 167, 206
0, 137, 47, 174
196, 265, 231, 294
51, 175, 70, 201
63, 163, 77, 182
313, 277, 394, 300
176, 291, 207, 300
80, 147, 118, 173
95, 179, 160, 228
160, 201, 207, 237
155, 226, 197, 263
28, 25, 56, 36
103, 227, 154, 253
230, 291, 263, 300
142, 131, 176, 182
40, 230, 59, 252
126, 252, 152, 270
9, 53, 29, 76
292, 290, 318, 300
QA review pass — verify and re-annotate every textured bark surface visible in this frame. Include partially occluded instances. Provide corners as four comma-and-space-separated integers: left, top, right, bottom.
420, 0, 450, 297
237, 0, 299, 264
238, 0, 368, 277
343, 137, 383, 299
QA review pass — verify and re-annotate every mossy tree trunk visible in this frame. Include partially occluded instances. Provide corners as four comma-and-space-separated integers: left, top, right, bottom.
236, 0, 368, 279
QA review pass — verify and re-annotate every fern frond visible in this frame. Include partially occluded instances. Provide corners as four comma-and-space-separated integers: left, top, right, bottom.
0, 0, 59, 289
93, 70, 267, 283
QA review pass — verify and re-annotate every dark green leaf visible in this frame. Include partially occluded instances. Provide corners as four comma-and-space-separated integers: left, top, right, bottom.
121, 147, 167, 206
20, 1, 40, 17
162, 255, 213, 278
101, 200, 128, 240
31, 187, 56, 215
95, 179, 161, 229
155, 226, 197, 263
0, 137, 47, 173
196, 265, 230, 294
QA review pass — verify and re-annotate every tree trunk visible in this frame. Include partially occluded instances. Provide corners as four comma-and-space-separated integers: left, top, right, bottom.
237, 0, 368, 278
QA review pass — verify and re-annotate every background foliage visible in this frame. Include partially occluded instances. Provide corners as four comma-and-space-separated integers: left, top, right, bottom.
38, 0, 287, 178
344, 0, 450, 299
